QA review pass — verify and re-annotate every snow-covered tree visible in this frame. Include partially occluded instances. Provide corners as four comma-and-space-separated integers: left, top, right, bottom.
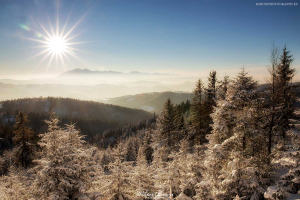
275, 45, 296, 139
217, 74, 230, 100
203, 71, 217, 135
101, 148, 113, 173
153, 98, 177, 160
0, 167, 34, 200
169, 139, 200, 198
13, 112, 35, 168
133, 145, 155, 199
100, 143, 135, 200
143, 129, 154, 165
124, 139, 138, 162
196, 68, 272, 199
189, 79, 206, 145
33, 116, 95, 200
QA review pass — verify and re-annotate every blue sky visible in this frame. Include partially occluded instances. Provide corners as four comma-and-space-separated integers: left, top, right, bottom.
0, 0, 299, 80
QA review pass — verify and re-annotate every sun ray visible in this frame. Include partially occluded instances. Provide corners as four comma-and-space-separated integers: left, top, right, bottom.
18, 35, 49, 44
65, 50, 84, 63
47, 16, 56, 37
28, 45, 50, 49
47, 53, 55, 67
65, 40, 94, 45
19, 1, 90, 71
29, 16, 52, 41
38, 21, 53, 40
38, 51, 52, 66
30, 48, 50, 59
56, 1, 59, 37
60, 12, 71, 38
62, 11, 89, 40
64, 31, 85, 42
59, 52, 66, 71
62, 51, 71, 62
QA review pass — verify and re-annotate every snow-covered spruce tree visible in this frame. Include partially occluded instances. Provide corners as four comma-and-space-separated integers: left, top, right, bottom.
153, 98, 177, 160
275, 45, 296, 139
124, 138, 138, 162
142, 128, 154, 165
133, 145, 155, 199
189, 79, 206, 145
174, 105, 187, 139
208, 70, 217, 99
0, 167, 35, 200
203, 70, 217, 135
150, 141, 175, 199
221, 69, 273, 199
194, 142, 226, 199
33, 115, 95, 200
101, 148, 114, 173
13, 112, 35, 168
217, 74, 230, 100
196, 68, 272, 199
169, 139, 201, 198
0, 148, 19, 175
100, 143, 135, 200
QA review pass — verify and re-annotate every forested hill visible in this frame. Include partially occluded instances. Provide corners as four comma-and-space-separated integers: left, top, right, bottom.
105, 91, 193, 113
0, 97, 152, 123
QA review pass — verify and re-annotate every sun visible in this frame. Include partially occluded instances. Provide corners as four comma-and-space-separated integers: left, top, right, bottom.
48, 36, 67, 54
18, 6, 90, 71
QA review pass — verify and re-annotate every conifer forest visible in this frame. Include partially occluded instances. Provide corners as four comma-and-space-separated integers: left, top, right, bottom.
1, 46, 300, 200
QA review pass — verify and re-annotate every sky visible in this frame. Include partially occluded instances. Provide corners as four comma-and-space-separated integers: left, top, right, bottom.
0, 0, 299, 82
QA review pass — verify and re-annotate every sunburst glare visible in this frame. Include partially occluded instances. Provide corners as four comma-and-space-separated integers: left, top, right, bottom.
48, 36, 67, 54
19, 5, 89, 71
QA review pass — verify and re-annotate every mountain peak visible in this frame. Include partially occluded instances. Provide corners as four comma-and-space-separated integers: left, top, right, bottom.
60, 68, 123, 76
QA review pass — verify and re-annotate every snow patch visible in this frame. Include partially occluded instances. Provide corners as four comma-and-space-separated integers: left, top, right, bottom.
126, 97, 135, 102
141, 106, 155, 112
175, 192, 192, 200
264, 186, 277, 199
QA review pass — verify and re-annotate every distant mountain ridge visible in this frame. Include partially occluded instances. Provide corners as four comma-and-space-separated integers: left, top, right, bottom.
60, 68, 179, 76
60, 68, 123, 75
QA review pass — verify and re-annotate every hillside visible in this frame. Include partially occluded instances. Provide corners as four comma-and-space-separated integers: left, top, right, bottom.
105, 91, 194, 113
0, 97, 152, 124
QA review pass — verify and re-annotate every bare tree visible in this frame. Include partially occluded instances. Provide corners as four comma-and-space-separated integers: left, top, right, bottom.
266, 41, 280, 154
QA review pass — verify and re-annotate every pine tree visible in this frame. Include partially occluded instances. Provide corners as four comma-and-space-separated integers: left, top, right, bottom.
275, 45, 296, 139
100, 143, 135, 200
227, 67, 258, 151
134, 146, 155, 199
151, 145, 179, 199
13, 112, 35, 168
203, 70, 217, 135
207, 70, 217, 99
101, 150, 113, 173
154, 98, 177, 158
196, 68, 272, 199
189, 79, 206, 145
169, 139, 199, 198
125, 139, 137, 162
33, 116, 95, 200
143, 129, 154, 165
217, 74, 230, 100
